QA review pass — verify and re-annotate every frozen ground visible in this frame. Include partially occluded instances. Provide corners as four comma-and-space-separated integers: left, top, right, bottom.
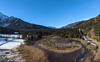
0, 34, 25, 62
0, 38, 6, 44
0, 38, 24, 49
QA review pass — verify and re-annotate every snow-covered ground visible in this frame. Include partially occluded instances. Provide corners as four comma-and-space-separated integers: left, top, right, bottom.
0, 38, 24, 49
0, 38, 14, 44
0, 34, 25, 61
0, 36, 25, 61
0, 34, 22, 38
0, 38, 6, 44
0, 34, 24, 50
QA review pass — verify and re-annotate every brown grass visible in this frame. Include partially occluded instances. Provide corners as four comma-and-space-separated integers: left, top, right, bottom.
94, 49, 100, 61
38, 44, 81, 53
82, 52, 100, 62
81, 54, 93, 62
17, 45, 49, 62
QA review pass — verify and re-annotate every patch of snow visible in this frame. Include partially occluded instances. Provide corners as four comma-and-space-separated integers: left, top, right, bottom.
0, 12, 7, 17
2, 23, 11, 27
0, 38, 24, 49
8, 16, 15, 21
0, 38, 6, 44
0, 34, 25, 62
0, 38, 13, 45
91, 42, 96, 46
0, 50, 25, 62
0, 34, 22, 38
0, 12, 16, 23
0, 51, 11, 56
87, 40, 90, 42
0, 13, 9, 23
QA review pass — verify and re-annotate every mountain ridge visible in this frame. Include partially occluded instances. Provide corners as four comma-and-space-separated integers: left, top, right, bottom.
73, 15, 100, 42
0, 12, 50, 30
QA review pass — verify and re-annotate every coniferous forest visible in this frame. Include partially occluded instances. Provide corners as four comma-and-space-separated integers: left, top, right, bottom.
21, 28, 83, 41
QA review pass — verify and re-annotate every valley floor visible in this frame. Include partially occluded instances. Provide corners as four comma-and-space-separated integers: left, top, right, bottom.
1, 34, 100, 62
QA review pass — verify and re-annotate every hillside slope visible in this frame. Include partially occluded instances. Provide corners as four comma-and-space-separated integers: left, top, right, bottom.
74, 15, 100, 41
61, 22, 82, 28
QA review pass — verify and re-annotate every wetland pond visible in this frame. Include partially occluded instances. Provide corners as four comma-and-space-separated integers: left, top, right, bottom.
32, 41, 89, 62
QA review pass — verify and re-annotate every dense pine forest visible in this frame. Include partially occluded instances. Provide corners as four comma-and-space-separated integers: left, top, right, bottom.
0, 26, 16, 34
21, 28, 83, 42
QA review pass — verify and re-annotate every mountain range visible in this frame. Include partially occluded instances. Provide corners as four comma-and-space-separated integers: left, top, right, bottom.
1, 12, 100, 42
0, 12, 50, 30
47, 26, 57, 29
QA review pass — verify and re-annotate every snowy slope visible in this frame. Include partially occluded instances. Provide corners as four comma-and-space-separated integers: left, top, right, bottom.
2, 23, 11, 27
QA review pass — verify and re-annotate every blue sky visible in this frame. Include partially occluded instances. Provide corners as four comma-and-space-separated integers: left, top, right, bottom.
0, 0, 100, 28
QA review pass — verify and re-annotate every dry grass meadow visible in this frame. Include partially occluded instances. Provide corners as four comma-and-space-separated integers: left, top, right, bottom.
17, 45, 49, 62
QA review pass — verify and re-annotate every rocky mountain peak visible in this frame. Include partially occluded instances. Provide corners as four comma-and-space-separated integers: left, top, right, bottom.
0, 12, 9, 23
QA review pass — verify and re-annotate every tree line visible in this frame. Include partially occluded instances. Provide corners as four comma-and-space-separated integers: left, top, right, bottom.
21, 28, 83, 41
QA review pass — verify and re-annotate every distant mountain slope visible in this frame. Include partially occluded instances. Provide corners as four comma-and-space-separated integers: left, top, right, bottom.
61, 21, 84, 28
0, 12, 50, 30
74, 17, 96, 32
4, 18, 50, 30
0, 26, 16, 34
47, 26, 56, 29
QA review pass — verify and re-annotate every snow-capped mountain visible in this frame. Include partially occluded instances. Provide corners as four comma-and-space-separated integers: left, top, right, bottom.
0, 12, 9, 23
0, 12, 15, 27
0, 12, 16, 23
0, 12, 50, 30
